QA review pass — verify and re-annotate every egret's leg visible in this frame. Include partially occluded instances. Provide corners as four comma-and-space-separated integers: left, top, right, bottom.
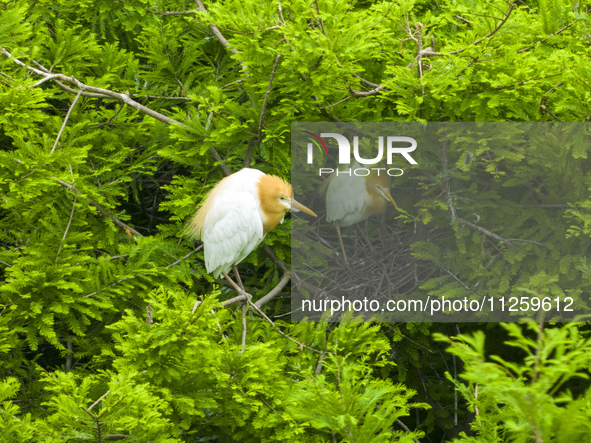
229, 264, 248, 349
232, 264, 245, 292
222, 271, 242, 293
355, 223, 373, 250
335, 220, 348, 262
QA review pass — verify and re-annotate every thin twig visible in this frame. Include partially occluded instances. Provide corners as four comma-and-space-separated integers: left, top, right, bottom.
540, 81, 565, 121
30, 75, 56, 88
221, 79, 244, 89
258, 54, 282, 137
351, 73, 385, 89
88, 390, 110, 411
325, 95, 353, 108
83, 276, 138, 298
51, 89, 83, 154
65, 336, 73, 372
247, 298, 323, 354
396, 419, 420, 443
361, 2, 394, 30
144, 95, 191, 101
102, 104, 125, 127
453, 15, 471, 24
458, 217, 548, 248
53, 178, 142, 238
449, 4, 515, 55
517, 23, 573, 53
166, 245, 202, 268
416, 22, 425, 96
56, 196, 77, 260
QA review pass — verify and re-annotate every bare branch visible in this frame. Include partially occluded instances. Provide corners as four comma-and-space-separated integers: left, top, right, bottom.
243, 138, 255, 169
221, 293, 250, 306
30, 75, 56, 88
315, 352, 326, 374
194, 0, 249, 75
194, 0, 237, 55
348, 73, 390, 98
54, 79, 111, 99
348, 84, 386, 97
458, 217, 510, 243
454, 15, 471, 24
276, 0, 285, 24
220, 269, 290, 308
416, 22, 424, 81
396, 419, 420, 443
349, 74, 385, 91
241, 302, 248, 347
255, 272, 291, 308
1, 48, 230, 176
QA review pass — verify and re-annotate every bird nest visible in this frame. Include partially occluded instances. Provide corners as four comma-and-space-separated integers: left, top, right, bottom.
292, 220, 436, 320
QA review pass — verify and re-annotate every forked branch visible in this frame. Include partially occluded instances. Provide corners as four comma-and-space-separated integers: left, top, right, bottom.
0, 48, 230, 176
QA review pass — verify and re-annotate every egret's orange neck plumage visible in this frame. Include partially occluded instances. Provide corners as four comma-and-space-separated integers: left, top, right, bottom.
363, 173, 391, 216
257, 174, 292, 235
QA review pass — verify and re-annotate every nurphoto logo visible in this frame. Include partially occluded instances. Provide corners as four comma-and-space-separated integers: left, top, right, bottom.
305, 132, 418, 176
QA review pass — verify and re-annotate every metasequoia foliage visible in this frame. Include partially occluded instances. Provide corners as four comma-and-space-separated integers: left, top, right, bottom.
1, 0, 591, 441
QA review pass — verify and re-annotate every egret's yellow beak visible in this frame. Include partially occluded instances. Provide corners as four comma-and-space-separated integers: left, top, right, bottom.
382, 189, 397, 208
291, 198, 317, 217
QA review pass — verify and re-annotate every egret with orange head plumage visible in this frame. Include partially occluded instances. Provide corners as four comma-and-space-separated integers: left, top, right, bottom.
322, 162, 397, 262
188, 168, 317, 284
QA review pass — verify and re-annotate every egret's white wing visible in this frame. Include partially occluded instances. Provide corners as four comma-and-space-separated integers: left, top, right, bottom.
202, 191, 264, 278
325, 169, 367, 226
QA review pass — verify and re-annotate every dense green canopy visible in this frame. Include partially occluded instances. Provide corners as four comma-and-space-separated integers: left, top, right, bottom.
2, 0, 591, 441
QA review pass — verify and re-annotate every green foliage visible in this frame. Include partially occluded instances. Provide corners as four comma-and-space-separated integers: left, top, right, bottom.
437, 322, 591, 442
37, 370, 178, 442
1, 0, 591, 440
286, 353, 427, 442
